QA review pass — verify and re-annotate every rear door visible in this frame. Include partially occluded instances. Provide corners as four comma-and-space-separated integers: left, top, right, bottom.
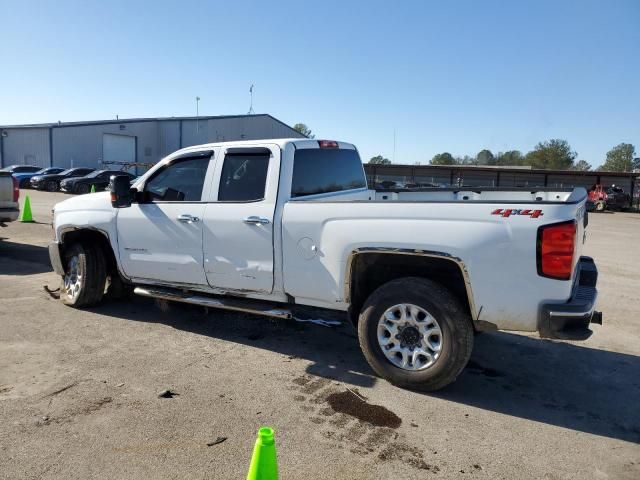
202, 146, 279, 293
116, 150, 216, 286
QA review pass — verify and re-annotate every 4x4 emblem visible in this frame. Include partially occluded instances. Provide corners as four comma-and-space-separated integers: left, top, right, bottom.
491, 208, 543, 218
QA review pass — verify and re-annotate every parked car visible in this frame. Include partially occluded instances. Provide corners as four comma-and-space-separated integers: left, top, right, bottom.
49, 139, 600, 392
30, 167, 95, 192
0, 164, 42, 174
0, 172, 20, 223
60, 170, 136, 194
588, 184, 631, 211
13, 167, 65, 188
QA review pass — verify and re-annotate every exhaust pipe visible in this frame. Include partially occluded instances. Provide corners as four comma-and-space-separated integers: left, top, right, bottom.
591, 311, 603, 325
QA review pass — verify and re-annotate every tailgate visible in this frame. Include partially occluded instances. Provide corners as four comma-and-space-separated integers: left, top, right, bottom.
0, 173, 17, 208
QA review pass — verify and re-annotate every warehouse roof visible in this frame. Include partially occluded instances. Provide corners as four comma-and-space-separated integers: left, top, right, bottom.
0, 113, 299, 133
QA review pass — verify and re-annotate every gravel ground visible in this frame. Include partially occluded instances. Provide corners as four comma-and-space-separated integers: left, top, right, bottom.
1, 189, 639, 479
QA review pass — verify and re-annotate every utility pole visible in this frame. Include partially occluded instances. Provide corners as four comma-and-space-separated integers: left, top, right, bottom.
196, 96, 200, 132
393, 129, 396, 163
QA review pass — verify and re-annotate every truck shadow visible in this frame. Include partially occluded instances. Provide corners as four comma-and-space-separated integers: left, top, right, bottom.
99, 298, 640, 444
438, 331, 640, 444
0, 239, 52, 275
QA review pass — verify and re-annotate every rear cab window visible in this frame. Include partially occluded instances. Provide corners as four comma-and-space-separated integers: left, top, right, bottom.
217, 152, 270, 202
291, 147, 366, 198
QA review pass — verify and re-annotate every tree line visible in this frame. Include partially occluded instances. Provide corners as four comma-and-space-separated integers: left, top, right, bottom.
369, 140, 638, 172
292, 124, 637, 173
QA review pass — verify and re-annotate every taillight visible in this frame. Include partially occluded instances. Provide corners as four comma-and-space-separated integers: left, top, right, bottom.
537, 221, 577, 280
317, 140, 339, 149
12, 176, 19, 202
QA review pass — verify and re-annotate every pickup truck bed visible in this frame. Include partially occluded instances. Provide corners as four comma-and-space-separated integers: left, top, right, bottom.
48, 138, 601, 391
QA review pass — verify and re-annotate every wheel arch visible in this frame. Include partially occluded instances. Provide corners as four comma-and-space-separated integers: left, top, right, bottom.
59, 227, 125, 282
344, 248, 477, 327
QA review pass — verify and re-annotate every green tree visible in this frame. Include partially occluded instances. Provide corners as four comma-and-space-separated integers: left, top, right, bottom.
572, 160, 592, 171
476, 149, 495, 165
369, 155, 391, 165
525, 139, 576, 169
293, 123, 315, 138
495, 150, 525, 166
430, 152, 457, 165
601, 143, 635, 172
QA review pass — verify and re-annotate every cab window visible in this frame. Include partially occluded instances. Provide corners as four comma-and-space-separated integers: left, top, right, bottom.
144, 157, 210, 202
217, 153, 270, 202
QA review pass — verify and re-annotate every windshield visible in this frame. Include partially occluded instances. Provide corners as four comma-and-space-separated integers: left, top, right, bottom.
85, 170, 104, 178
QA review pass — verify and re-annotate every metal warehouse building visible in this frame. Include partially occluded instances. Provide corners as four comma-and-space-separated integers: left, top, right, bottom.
0, 114, 304, 171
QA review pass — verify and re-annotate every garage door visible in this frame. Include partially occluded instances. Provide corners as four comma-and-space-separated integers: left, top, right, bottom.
103, 134, 135, 164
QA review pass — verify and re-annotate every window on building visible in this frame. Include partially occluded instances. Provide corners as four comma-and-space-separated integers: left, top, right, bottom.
144, 157, 210, 201
292, 148, 366, 197
218, 153, 270, 202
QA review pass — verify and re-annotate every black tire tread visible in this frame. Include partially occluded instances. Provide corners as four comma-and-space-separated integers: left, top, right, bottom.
357, 277, 474, 392
60, 243, 107, 308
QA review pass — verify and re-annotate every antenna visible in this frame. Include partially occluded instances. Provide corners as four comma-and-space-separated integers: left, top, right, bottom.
247, 84, 255, 114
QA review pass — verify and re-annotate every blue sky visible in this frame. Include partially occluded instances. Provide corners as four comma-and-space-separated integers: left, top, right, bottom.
1, 0, 638, 166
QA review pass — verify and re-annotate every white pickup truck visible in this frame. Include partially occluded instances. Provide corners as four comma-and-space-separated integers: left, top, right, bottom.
0, 172, 20, 223
49, 139, 601, 391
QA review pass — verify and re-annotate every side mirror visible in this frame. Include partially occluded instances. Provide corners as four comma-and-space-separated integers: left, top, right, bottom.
110, 175, 134, 208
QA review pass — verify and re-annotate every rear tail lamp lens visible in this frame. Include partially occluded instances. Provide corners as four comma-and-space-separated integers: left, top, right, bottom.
12, 176, 19, 202
537, 221, 576, 280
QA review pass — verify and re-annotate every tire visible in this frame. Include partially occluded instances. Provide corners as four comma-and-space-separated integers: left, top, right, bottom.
60, 243, 107, 307
357, 277, 474, 392
46, 180, 58, 192
76, 184, 90, 194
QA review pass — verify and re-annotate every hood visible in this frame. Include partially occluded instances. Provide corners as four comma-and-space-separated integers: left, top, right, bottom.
60, 177, 80, 185
54, 191, 112, 213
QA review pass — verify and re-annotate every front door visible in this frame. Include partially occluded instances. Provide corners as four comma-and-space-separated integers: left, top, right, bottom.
202, 147, 278, 294
117, 153, 213, 286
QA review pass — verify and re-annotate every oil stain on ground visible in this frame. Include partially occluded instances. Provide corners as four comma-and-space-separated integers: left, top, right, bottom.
326, 390, 401, 429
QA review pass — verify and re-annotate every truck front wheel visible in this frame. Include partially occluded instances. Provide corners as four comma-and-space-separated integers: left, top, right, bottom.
60, 243, 107, 307
357, 277, 474, 391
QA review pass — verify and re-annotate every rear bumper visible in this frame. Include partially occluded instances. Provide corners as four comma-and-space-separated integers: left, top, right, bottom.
0, 207, 19, 222
539, 257, 601, 340
48, 241, 65, 275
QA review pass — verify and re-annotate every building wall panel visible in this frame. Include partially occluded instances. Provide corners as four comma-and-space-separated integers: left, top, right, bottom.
2, 128, 50, 168
52, 122, 158, 170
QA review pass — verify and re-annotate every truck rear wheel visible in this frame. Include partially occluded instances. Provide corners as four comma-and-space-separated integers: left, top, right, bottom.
357, 277, 473, 391
60, 243, 107, 307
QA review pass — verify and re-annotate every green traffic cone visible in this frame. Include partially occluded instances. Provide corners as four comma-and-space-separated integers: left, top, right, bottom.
90, 184, 96, 193
246, 427, 278, 480
19, 195, 34, 223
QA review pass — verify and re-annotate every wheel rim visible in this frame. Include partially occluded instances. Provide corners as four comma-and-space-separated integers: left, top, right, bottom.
47, 181, 57, 191
63, 255, 83, 301
377, 303, 443, 371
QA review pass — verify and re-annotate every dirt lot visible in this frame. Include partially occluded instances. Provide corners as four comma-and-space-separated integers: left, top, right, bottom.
1, 190, 639, 479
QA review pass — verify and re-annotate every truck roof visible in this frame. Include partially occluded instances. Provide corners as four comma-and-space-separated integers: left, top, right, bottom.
168, 138, 357, 157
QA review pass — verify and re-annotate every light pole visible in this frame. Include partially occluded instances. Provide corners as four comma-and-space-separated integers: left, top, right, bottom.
196, 96, 200, 133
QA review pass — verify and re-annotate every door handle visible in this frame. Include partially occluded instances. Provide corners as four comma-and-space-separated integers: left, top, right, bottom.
178, 214, 200, 223
243, 216, 270, 225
